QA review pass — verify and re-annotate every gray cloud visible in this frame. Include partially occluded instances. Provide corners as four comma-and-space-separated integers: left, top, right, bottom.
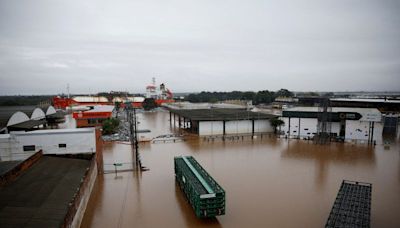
0, 0, 399, 95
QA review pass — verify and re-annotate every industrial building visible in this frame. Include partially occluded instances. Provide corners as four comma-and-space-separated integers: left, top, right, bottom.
0, 128, 97, 161
168, 108, 275, 136
0, 152, 98, 227
72, 105, 114, 128
281, 107, 382, 142
0, 105, 64, 133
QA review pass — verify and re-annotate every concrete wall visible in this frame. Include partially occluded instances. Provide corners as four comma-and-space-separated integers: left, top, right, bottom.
199, 119, 273, 136
199, 121, 223, 135
0, 129, 96, 161
225, 120, 252, 134
67, 160, 98, 228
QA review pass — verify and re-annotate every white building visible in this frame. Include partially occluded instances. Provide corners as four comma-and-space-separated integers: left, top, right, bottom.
0, 128, 96, 161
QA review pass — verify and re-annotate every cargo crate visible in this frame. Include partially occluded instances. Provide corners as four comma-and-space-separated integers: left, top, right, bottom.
174, 156, 225, 218
325, 180, 372, 228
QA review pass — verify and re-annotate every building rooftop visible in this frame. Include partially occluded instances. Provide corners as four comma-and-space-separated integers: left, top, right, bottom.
0, 106, 63, 131
0, 155, 91, 228
9, 128, 95, 136
0, 161, 20, 176
85, 105, 115, 113
164, 102, 247, 110
169, 108, 275, 121
331, 98, 400, 104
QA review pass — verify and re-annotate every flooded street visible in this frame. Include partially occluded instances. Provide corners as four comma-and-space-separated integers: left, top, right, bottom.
81, 110, 400, 228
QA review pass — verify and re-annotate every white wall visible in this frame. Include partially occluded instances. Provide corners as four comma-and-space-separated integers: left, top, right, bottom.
225, 120, 252, 134
331, 122, 341, 136
199, 121, 224, 136
345, 120, 381, 142
199, 119, 273, 136
281, 117, 318, 138
254, 120, 273, 133
0, 128, 96, 161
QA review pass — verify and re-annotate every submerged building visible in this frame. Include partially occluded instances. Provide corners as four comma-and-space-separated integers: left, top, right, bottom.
281, 107, 382, 142
168, 108, 275, 136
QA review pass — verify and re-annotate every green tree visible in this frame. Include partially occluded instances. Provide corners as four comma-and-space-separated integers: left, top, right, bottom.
102, 118, 120, 135
115, 102, 121, 117
270, 117, 285, 134
275, 88, 294, 98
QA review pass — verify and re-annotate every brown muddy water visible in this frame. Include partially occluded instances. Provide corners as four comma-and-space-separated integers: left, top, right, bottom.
81, 110, 400, 228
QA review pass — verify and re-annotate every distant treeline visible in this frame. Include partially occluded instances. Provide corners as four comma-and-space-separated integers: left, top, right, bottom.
186, 89, 294, 104
0, 96, 53, 106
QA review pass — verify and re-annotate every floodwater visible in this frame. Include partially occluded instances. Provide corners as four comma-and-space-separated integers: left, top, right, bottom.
81, 110, 400, 228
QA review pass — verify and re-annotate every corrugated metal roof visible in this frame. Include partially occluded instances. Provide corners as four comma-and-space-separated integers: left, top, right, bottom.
0, 106, 38, 129
169, 108, 275, 121
0, 106, 58, 130
7, 119, 47, 130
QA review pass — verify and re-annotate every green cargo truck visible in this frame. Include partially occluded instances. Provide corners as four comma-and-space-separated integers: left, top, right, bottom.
174, 156, 225, 218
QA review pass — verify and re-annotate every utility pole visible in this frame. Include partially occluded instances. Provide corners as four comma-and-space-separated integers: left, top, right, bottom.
127, 104, 140, 171
133, 107, 140, 170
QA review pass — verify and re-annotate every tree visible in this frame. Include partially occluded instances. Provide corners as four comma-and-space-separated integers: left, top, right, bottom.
115, 102, 121, 117
102, 118, 120, 135
275, 88, 294, 98
241, 91, 256, 101
253, 90, 275, 105
270, 117, 285, 134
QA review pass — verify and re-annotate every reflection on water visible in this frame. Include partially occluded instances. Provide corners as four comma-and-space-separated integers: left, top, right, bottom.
81, 110, 400, 228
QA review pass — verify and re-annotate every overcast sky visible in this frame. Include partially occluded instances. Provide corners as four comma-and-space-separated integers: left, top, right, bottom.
0, 0, 399, 95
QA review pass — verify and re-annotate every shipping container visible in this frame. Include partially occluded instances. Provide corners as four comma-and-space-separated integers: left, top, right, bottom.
174, 156, 225, 218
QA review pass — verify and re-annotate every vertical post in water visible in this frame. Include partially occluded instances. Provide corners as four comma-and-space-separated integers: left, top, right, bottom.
133, 107, 140, 171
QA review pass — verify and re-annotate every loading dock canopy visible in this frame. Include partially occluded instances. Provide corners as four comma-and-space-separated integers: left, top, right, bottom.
169, 109, 275, 121
282, 107, 382, 122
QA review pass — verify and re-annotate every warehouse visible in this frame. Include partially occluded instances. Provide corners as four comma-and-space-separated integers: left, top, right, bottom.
72, 105, 114, 128
281, 107, 382, 142
168, 108, 275, 136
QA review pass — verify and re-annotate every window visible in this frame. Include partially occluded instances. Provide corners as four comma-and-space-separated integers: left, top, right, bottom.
23, 145, 36, 151
88, 119, 97, 124
59, 144, 67, 148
